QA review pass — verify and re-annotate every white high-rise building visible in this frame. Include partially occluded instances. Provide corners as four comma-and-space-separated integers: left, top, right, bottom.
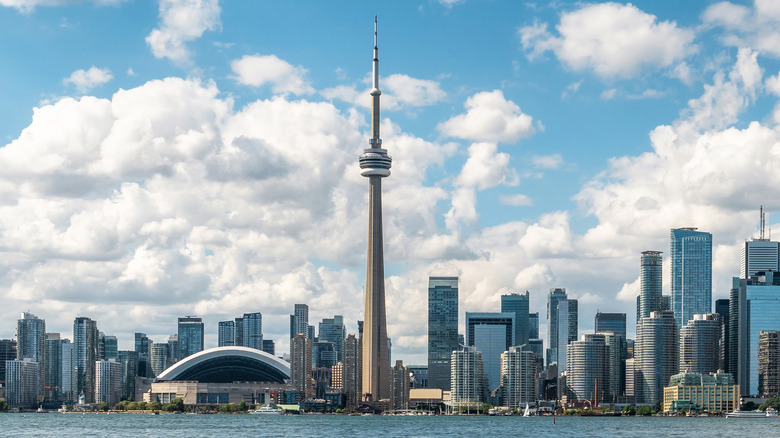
742, 239, 780, 279
501, 346, 536, 409
5, 358, 40, 409
95, 359, 122, 406
451, 346, 485, 408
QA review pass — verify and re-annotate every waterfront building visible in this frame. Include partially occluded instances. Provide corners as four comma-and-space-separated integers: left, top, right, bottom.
566, 334, 609, 403
242, 312, 263, 350
44, 334, 68, 404
318, 315, 346, 362
17, 312, 45, 397
759, 331, 780, 396
556, 299, 578, 373
5, 359, 39, 409
60, 342, 77, 404
547, 288, 568, 367
262, 340, 275, 356
466, 312, 515, 391
359, 16, 393, 403
428, 276, 458, 391
218, 320, 235, 347
500, 346, 536, 409
594, 313, 626, 339
150, 343, 170, 377
640, 251, 663, 319
679, 314, 720, 374
117, 350, 137, 401
600, 331, 626, 402
663, 372, 738, 413
342, 333, 361, 409
95, 359, 122, 406
177, 316, 204, 360
74, 316, 98, 403
502, 291, 530, 347
636, 311, 678, 405
450, 346, 485, 408
0, 339, 16, 384
735, 271, 780, 396
390, 360, 410, 410
291, 333, 314, 402
529, 313, 539, 339
671, 228, 712, 327
408, 365, 428, 388
134, 333, 152, 378
715, 298, 730, 373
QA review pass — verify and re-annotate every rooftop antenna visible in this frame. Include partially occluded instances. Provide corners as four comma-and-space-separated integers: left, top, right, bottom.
761, 205, 766, 240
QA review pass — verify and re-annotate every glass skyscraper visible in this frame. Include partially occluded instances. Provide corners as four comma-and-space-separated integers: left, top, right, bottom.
741, 239, 780, 279
501, 291, 530, 347
528, 312, 539, 340
636, 310, 678, 405
736, 272, 780, 396
640, 251, 662, 319
671, 228, 712, 328
679, 313, 720, 375
177, 316, 204, 360
594, 312, 626, 339
242, 312, 263, 350
547, 288, 568, 368
74, 316, 98, 403
565, 334, 609, 402
318, 315, 346, 362
218, 321, 235, 347
428, 276, 458, 391
17, 312, 45, 397
466, 312, 514, 391
556, 299, 578, 373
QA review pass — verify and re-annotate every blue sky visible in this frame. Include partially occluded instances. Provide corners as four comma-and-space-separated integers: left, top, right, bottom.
1, 0, 779, 364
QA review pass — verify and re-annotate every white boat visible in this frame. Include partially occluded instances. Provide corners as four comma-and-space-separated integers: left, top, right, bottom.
726, 407, 778, 418
523, 403, 530, 417
250, 405, 284, 415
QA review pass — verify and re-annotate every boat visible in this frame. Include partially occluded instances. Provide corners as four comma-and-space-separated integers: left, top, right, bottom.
250, 404, 284, 415
726, 407, 778, 418
523, 403, 531, 417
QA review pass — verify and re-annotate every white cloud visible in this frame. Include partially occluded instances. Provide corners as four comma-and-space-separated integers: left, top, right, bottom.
500, 193, 532, 207
230, 54, 314, 95
455, 142, 511, 190
532, 153, 563, 169
321, 74, 445, 111
520, 2, 696, 79
63, 66, 113, 92
438, 90, 537, 143
146, 0, 221, 64
600, 88, 617, 100
0, 0, 122, 13
703, 1, 780, 58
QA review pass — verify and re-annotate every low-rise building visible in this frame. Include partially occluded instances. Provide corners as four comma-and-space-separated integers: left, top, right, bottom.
663, 372, 738, 413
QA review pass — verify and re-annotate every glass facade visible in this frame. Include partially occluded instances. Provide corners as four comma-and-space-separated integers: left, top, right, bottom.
636, 311, 678, 405
547, 288, 567, 368
737, 272, 780, 395
218, 321, 235, 347
528, 312, 539, 340
178, 316, 204, 361
565, 334, 608, 402
466, 312, 514, 391
17, 312, 45, 397
74, 316, 98, 403
428, 276, 458, 391
671, 228, 712, 328
242, 312, 263, 350
594, 312, 626, 339
741, 239, 780, 279
679, 313, 720, 375
640, 251, 662, 319
556, 299, 578, 373
450, 346, 485, 406
318, 315, 345, 362
501, 291, 530, 347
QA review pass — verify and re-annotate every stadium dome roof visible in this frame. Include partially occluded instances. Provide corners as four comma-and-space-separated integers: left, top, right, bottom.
155, 346, 290, 384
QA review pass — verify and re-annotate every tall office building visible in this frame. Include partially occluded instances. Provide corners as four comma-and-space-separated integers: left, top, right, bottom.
5, 359, 39, 409
759, 331, 780, 396
290, 304, 309, 339
134, 333, 152, 378
117, 350, 137, 401
177, 316, 204, 360
450, 346, 485, 407
342, 333, 361, 409
501, 346, 536, 408
741, 209, 780, 278
318, 315, 346, 362
566, 334, 609, 403
600, 331, 626, 402
556, 299, 578, 373
428, 276, 458, 391
313, 341, 338, 368
466, 312, 515, 391
671, 228, 713, 327
44, 333, 68, 404
502, 291, 530, 348
74, 316, 98, 403
242, 312, 263, 350
635, 311, 678, 405
679, 313, 720, 374
291, 333, 314, 402
262, 340, 275, 356
640, 251, 663, 319
166, 335, 178, 366
17, 312, 45, 397
234, 317, 244, 346
715, 298, 730, 372
528, 313, 539, 340
0, 339, 17, 384
547, 288, 568, 367
218, 320, 235, 347
735, 272, 780, 395
95, 359, 122, 406
625, 357, 635, 399
61, 342, 77, 403
594, 313, 626, 339
359, 17, 393, 403
390, 360, 410, 411
150, 343, 169, 376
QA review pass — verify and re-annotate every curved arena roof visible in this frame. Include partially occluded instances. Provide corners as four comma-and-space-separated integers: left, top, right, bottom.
156, 346, 290, 384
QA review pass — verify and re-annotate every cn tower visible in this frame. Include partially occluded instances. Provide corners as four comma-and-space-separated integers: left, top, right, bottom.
359, 16, 391, 402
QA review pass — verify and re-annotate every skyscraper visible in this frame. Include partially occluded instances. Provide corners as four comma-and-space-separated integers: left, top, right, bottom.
715, 298, 730, 372
177, 316, 204, 360
44, 333, 68, 405
679, 313, 720, 374
134, 333, 152, 378
99, 334, 118, 361
741, 208, 780, 278
218, 320, 235, 347
636, 311, 678, 405
242, 312, 263, 350
671, 228, 713, 327
17, 312, 45, 398
594, 313, 626, 339
343, 333, 361, 409
528, 313, 539, 340
565, 334, 609, 404
501, 291, 530, 348
359, 17, 393, 403
234, 317, 244, 346
466, 312, 515, 391
61, 342, 76, 404
95, 359, 122, 406
759, 330, 780, 397
117, 350, 137, 401
290, 304, 309, 340
428, 276, 458, 391
640, 251, 662, 319
291, 333, 314, 402
150, 343, 169, 376
0, 339, 17, 384
501, 346, 536, 409
4, 359, 39, 409
318, 315, 346, 362
556, 299, 578, 373
450, 346, 485, 407
547, 288, 568, 367
74, 316, 98, 403
390, 360, 410, 411
600, 331, 626, 402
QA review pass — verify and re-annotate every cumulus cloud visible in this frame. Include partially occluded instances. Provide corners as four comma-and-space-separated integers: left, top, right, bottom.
63, 66, 113, 92
230, 54, 314, 95
321, 73, 445, 111
702, 0, 780, 58
500, 193, 532, 207
146, 0, 221, 64
532, 153, 564, 169
438, 90, 537, 143
0, 0, 122, 13
520, 2, 696, 79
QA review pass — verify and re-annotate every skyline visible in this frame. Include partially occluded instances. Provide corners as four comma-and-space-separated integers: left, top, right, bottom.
2, 0, 780, 364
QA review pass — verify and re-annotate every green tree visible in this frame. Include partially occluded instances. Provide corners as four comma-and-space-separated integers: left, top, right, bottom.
97, 402, 109, 412
678, 408, 686, 416
65, 404, 74, 412
238, 401, 247, 412
0, 401, 9, 411
147, 401, 162, 411
637, 405, 652, 416
115, 401, 129, 411
621, 405, 636, 416
653, 400, 662, 413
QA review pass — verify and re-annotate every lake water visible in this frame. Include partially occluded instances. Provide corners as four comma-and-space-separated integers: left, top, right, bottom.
1, 413, 776, 437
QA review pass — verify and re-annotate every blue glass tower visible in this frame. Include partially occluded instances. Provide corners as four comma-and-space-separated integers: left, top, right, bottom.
671, 228, 712, 328
428, 276, 458, 391
177, 316, 204, 360
501, 291, 530, 347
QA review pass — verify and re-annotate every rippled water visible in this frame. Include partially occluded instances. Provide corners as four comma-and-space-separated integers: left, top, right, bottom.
2, 413, 777, 437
